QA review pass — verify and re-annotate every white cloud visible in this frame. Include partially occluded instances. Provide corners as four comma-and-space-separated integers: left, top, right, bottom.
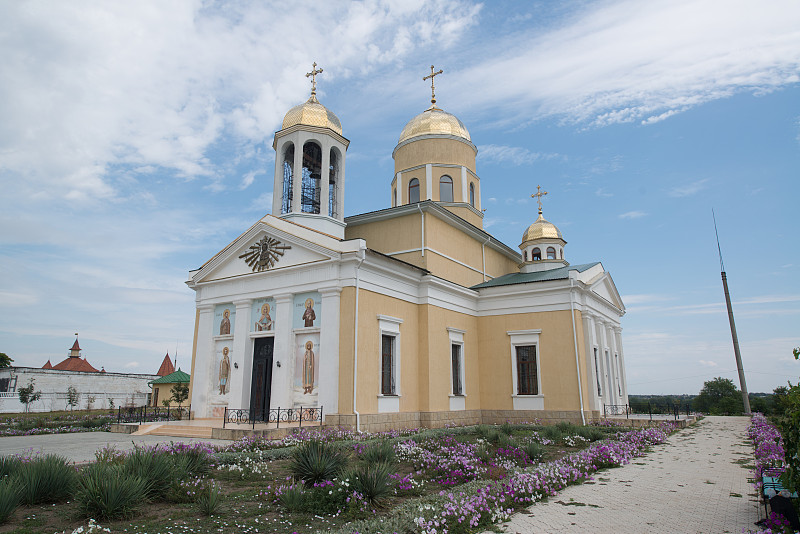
477, 144, 560, 166
619, 210, 647, 219
595, 188, 613, 197
669, 179, 709, 197
124, 361, 140, 369
453, 0, 800, 126
698, 360, 718, 368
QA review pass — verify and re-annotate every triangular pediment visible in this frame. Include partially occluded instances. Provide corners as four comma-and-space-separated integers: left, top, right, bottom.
191, 218, 339, 284
588, 272, 625, 312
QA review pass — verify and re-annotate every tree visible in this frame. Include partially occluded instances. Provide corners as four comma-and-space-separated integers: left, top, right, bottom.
66, 386, 80, 410
693, 377, 743, 415
0, 353, 13, 369
776, 348, 800, 493
18, 378, 41, 413
170, 383, 189, 408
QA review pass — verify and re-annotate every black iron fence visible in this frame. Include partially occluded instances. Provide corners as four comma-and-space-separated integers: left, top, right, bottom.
604, 403, 692, 420
222, 406, 323, 429
116, 405, 191, 424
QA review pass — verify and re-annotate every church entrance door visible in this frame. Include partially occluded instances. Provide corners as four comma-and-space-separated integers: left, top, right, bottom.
250, 337, 274, 420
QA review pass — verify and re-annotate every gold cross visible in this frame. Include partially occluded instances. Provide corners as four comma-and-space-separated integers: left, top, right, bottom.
531, 185, 548, 214
423, 65, 443, 106
306, 62, 323, 97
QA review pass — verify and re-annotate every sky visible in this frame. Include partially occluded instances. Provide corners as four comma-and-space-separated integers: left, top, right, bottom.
0, 0, 798, 395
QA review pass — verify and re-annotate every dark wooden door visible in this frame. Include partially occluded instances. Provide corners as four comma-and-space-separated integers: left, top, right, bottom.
250, 337, 274, 420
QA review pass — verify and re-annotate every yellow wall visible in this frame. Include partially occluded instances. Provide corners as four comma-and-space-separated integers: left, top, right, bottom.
394, 138, 476, 174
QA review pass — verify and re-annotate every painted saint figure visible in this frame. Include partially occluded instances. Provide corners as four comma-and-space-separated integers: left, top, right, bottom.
219, 309, 231, 335
302, 341, 315, 394
219, 347, 231, 395
255, 303, 272, 331
302, 298, 316, 327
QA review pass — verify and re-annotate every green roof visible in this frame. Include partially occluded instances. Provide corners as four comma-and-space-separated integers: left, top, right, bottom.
470, 262, 600, 289
150, 368, 190, 385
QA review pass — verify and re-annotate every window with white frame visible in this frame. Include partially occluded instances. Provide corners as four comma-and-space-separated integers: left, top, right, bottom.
377, 315, 403, 397
447, 327, 466, 397
594, 347, 601, 397
508, 329, 542, 397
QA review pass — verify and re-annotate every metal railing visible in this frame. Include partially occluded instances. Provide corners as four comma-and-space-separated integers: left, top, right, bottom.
116, 405, 191, 424
222, 406, 323, 429
603, 404, 630, 417
606, 403, 692, 420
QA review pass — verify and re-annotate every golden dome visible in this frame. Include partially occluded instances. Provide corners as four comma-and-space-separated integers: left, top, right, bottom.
522, 212, 563, 242
398, 106, 471, 144
282, 95, 342, 135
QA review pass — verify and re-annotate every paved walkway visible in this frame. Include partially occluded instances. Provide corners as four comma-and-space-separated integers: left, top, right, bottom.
492, 416, 759, 534
0, 432, 232, 463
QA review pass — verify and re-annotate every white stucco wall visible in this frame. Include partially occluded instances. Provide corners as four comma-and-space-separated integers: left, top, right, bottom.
0, 368, 158, 413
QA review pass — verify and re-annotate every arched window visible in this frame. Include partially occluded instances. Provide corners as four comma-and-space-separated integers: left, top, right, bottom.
301, 142, 322, 213
469, 183, 475, 207
393, 188, 397, 207
408, 178, 420, 204
281, 143, 294, 214
439, 175, 453, 202
560, 249, 563, 259
532, 247, 541, 261
523, 250, 528, 261
547, 247, 556, 260
328, 148, 338, 217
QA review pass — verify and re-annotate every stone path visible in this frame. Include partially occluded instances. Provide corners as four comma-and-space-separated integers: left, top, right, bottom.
491, 416, 759, 534
0, 432, 232, 463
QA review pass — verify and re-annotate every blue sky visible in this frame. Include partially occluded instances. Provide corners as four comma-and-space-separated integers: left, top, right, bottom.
0, 0, 798, 394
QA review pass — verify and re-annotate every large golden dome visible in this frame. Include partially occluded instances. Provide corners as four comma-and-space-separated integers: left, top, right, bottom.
282, 95, 342, 135
398, 106, 471, 144
522, 212, 563, 242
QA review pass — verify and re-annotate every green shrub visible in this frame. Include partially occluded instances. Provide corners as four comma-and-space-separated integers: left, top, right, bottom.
576, 426, 606, 442
290, 441, 348, 487
495, 433, 514, 449
360, 440, 396, 465
555, 421, 576, 434
173, 449, 212, 477
500, 421, 514, 436
540, 425, 563, 443
348, 462, 394, 505
122, 449, 175, 500
278, 483, 306, 512
195, 481, 224, 516
94, 445, 125, 465
13, 454, 77, 504
522, 442, 545, 462
0, 456, 21, 480
0, 481, 19, 523
76, 463, 149, 520
475, 425, 491, 439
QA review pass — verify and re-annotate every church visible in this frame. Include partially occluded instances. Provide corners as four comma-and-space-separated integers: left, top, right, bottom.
186, 65, 628, 431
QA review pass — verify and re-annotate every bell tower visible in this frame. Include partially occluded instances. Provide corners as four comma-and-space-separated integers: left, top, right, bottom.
271, 63, 350, 239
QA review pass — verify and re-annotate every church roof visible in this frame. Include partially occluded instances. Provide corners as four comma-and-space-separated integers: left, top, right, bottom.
398, 106, 471, 144
42, 360, 52, 369
156, 353, 175, 376
281, 95, 343, 135
70, 339, 81, 352
150, 368, 190, 385
470, 262, 600, 289
521, 212, 564, 242
51, 356, 100, 373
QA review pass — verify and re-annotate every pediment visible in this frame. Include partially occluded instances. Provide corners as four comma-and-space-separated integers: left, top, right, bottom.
589, 273, 625, 312
191, 220, 335, 284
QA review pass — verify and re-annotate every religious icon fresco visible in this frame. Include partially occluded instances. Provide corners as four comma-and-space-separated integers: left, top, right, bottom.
219, 347, 230, 395
293, 292, 321, 329
294, 333, 320, 396
252, 298, 275, 331
214, 304, 235, 336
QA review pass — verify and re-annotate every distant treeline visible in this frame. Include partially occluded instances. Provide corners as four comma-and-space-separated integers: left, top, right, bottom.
630, 377, 788, 416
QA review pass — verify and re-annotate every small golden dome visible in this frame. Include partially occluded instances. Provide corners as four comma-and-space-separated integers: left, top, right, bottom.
522, 212, 563, 242
398, 106, 471, 144
282, 95, 342, 135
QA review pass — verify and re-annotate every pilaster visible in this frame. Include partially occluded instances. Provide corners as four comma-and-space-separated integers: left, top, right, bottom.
227, 299, 251, 411
191, 304, 215, 417
318, 287, 342, 414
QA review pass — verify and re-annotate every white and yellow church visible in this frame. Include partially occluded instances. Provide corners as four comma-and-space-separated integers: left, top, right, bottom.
187, 65, 628, 431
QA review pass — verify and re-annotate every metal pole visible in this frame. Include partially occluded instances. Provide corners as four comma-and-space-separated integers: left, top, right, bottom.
721, 272, 752, 414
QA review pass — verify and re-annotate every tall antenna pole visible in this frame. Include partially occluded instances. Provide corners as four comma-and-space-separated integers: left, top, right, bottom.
713, 209, 751, 415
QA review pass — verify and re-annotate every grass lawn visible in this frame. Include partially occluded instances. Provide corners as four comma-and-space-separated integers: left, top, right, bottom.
0, 420, 675, 534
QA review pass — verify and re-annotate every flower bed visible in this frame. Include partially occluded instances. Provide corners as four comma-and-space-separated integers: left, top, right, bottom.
748, 413, 785, 486
0, 412, 115, 437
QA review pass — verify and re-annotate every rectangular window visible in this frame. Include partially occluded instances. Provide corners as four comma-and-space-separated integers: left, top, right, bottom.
451, 344, 463, 396
153, 387, 159, 407
594, 348, 601, 397
516, 345, 538, 395
381, 334, 395, 395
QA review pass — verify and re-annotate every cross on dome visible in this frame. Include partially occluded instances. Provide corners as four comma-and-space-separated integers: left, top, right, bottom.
531, 185, 548, 214
423, 65, 443, 107
306, 62, 323, 97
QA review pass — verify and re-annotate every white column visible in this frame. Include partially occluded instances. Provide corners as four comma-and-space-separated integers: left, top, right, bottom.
337, 143, 346, 221
425, 164, 433, 200
320, 139, 331, 217
270, 293, 294, 410
614, 326, 628, 403
291, 133, 303, 213
272, 143, 284, 215
582, 313, 599, 409
595, 319, 608, 405
606, 324, 619, 404
318, 287, 342, 415
191, 304, 215, 417
396, 172, 403, 205
460, 166, 468, 203
228, 299, 251, 411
